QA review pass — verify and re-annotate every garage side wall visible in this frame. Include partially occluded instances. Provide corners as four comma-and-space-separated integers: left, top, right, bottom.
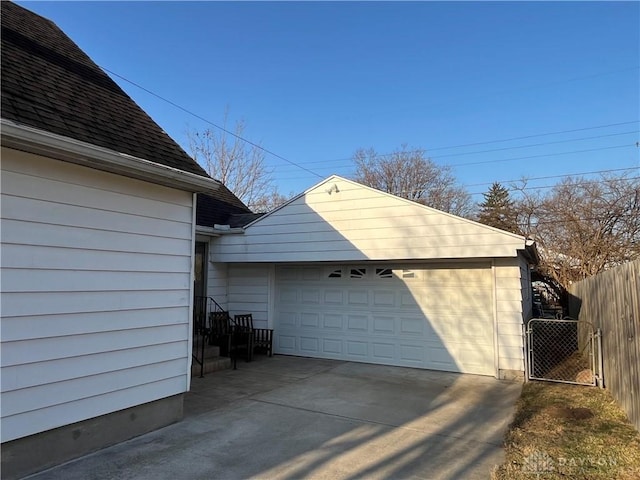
494, 257, 527, 379
1, 149, 194, 443
207, 261, 229, 310
227, 264, 271, 329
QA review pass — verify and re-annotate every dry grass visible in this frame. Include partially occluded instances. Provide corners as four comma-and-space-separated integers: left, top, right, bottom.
493, 381, 640, 479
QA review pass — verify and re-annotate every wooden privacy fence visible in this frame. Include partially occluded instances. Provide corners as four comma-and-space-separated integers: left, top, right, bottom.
569, 259, 640, 431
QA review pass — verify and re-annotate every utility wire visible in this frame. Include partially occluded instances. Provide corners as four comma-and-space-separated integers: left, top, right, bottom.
272, 143, 638, 182
448, 144, 633, 168
462, 166, 640, 188
367, 169, 639, 198
517, 213, 639, 228
101, 66, 324, 179
431, 121, 639, 152
295, 120, 640, 166
274, 129, 640, 169
467, 175, 640, 196
429, 130, 638, 160
100, 65, 638, 181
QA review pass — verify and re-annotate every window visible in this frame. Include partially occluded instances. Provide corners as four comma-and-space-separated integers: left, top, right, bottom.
402, 269, 415, 279
376, 268, 393, 279
350, 268, 366, 279
328, 269, 342, 278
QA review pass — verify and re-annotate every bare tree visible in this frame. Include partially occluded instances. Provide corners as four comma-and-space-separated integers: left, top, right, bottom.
250, 190, 292, 214
515, 173, 640, 300
187, 109, 282, 212
353, 145, 473, 217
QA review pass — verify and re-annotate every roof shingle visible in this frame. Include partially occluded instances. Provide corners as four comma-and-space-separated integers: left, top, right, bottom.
1, 1, 207, 177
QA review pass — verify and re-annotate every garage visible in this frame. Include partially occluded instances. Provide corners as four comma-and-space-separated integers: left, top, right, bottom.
274, 263, 495, 375
211, 175, 537, 379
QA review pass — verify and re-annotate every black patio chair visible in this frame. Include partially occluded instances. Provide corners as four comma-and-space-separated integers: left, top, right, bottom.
234, 313, 274, 359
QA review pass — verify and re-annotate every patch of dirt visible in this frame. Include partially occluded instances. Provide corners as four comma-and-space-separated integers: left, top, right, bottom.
546, 406, 594, 420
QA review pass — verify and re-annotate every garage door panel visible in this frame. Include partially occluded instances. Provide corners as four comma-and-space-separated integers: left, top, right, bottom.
346, 340, 368, 358
279, 288, 297, 304
399, 317, 426, 335
278, 311, 297, 327
427, 346, 457, 369
453, 347, 493, 372
347, 314, 368, 332
434, 316, 489, 338
372, 290, 396, 307
277, 335, 296, 352
399, 343, 425, 363
322, 338, 342, 355
322, 314, 343, 330
301, 267, 323, 280
300, 312, 320, 328
299, 336, 319, 353
400, 293, 420, 308
274, 264, 495, 376
324, 290, 343, 304
301, 289, 320, 304
347, 290, 368, 306
372, 342, 395, 360
372, 316, 394, 334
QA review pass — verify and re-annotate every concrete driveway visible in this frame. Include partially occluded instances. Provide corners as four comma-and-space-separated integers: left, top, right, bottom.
28, 356, 522, 480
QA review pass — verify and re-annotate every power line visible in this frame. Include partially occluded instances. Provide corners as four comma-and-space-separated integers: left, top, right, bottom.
448, 144, 634, 168
101, 66, 324, 179
462, 166, 640, 188
430, 130, 638, 160
467, 175, 640, 196
431, 121, 639, 152
272, 143, 639, 182
100, 64, 639, 183
273, 129, 640, 170
517, 212, 639, 228
293, 120, 640, 167
367, 169, 639, 198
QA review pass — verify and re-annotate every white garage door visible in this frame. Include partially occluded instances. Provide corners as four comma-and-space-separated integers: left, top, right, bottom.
274, 264, 495, 375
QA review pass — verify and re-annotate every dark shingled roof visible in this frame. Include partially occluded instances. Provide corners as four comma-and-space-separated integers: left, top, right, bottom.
1, 1, 207, 177
196, 188, 258, 228
227, 213, 265, 228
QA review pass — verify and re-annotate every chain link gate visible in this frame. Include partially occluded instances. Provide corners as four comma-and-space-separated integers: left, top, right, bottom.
525, 318, 603, 387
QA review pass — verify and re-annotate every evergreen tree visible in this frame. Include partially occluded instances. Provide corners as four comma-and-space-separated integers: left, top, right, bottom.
478, 182, 519, 233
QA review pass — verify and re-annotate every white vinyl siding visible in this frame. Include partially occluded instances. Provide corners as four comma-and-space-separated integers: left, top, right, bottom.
1, 149, 194, 442
520, 255, 534, 321
207, 262, 229, 310
494, 257, 527, 372
212, 177, 525, 263
227, 264, 270, 330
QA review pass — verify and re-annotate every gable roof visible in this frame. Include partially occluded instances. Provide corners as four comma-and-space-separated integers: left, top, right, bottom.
246, 174, 526, 240
213, 175, 535, 263
196, 187, 254, 228
1, 1, 206, 178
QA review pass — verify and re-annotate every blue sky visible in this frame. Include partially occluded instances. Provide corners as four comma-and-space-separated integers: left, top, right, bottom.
17, 1, 640, 200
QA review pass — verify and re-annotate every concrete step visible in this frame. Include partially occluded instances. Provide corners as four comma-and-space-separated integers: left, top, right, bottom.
195, 344, 220, 359
191, 355, 231, 376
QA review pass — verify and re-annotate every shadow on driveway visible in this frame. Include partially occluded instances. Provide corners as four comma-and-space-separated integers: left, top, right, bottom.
29, 356, 522, 480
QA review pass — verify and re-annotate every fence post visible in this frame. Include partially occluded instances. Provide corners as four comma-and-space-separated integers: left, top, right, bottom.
523, 322, 529, 382
596, 328, 604, 388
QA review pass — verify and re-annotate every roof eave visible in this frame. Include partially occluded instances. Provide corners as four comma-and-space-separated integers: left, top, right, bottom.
522, 238, 540, 265
1, 119, 220, 194
195, 225, 244, 237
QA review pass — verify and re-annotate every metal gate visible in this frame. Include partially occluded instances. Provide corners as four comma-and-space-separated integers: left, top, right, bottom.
525, 318, 603, 387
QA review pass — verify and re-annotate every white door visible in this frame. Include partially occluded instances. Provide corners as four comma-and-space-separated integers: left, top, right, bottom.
274, 264, 495, 375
